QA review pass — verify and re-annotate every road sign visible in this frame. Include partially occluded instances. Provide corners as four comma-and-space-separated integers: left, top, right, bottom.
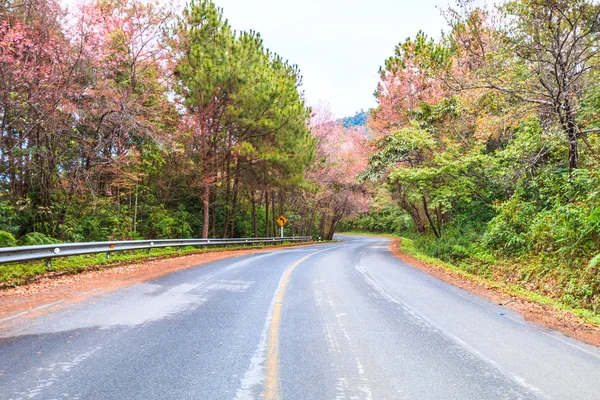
276, 215, 288, 227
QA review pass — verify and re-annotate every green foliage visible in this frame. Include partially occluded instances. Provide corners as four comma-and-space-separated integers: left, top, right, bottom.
412, 202, 496, 270
399, 168, 600, 313
141, 205, 193, 239
339, 207, 414, 235
0, 231, 17, 247
398, 235, 600, 325
19, 232, 60, 246
484, 169, 600, 260
482, 195, 537, 255
0, 201, 18, 234
57, 198, 136, 242
357, 0, 600, 316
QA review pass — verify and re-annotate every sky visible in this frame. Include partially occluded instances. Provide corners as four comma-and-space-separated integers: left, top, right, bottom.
211, 0, 449, 118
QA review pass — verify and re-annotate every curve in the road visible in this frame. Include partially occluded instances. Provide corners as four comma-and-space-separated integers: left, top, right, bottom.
1, 235, 599, 400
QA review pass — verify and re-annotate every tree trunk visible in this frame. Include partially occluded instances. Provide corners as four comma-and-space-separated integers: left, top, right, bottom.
251, 190, 258, 238
568, 127, 578, 172
318, 211, 327, 238
278, 192, 284, 218
210, 189, 217, 237
305, 199, 321, 236
221, 165, 232, 238
562, 96, 579, 172
265, 190, 270, 237
134, 181, 139, 233
323, 214, 335, 240
201, 185, 210, 238
228, 162, 242, 237
271, 191, 277, 237
229, 182, 239, 238
400, 195, 426, 233
422, 196, 441, 238
435, 205, 443, 236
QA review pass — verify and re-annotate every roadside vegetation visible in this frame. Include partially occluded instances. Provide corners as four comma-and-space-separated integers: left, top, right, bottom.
342, 0, 600, 318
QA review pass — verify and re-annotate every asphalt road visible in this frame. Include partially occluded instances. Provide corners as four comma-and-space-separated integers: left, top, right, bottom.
1, 235, 600, 400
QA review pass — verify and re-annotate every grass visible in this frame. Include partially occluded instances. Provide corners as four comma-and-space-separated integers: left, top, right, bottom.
0, 241, 310, 289
340, 232, 600, 326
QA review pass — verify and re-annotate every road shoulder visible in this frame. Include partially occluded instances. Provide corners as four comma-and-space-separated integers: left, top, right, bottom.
387, 238, 600, 348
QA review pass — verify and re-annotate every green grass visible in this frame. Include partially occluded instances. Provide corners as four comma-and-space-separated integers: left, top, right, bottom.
0, 241, 310, 288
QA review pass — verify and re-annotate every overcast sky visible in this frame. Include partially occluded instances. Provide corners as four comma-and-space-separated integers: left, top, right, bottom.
212, 0, 450, 118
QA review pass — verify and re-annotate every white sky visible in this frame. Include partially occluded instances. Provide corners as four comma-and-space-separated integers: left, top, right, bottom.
212, 0, 450, 118
62, 0, 452, 118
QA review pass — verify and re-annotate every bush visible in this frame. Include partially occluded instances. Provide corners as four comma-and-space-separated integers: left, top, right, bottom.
18, 232, 60, 246
484, 169, 600, 262
140, 204, 193, 239
62, 198, 135, 242
528, 204, 597, 260
339, 207, 415, 235
0, 201, 18, 234
482, 195, 537, 255
414, 228, 479, 264
0, 230, 17, 247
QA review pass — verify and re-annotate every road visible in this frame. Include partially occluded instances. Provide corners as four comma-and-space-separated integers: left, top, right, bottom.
1, 235, 599, 400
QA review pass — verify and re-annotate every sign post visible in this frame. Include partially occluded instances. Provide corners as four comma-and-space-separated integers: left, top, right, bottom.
276, 215, 288, 238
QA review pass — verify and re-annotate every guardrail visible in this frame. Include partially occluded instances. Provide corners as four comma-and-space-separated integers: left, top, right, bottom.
0, 236, 313, 266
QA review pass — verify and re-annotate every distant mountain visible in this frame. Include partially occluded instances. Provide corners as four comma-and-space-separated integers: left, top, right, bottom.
340, 109, 369, 128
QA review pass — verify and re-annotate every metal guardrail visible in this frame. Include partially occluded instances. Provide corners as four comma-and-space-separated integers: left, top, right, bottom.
0, 236, 313, 266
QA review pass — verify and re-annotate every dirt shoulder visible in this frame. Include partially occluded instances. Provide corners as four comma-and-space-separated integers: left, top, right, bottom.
387, 239, 600, 348
0, 243, 316, 330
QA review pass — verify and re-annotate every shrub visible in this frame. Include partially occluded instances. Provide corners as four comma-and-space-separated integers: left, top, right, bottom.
0, 230, 17, 247
482, 195, 538, 255
18, 232, 60, 246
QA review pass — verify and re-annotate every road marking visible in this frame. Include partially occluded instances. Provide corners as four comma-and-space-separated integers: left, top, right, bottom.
263, 247, 335, 400
355, 261, 549, 398
314, 278, 374, 399
17, 346, 101, 399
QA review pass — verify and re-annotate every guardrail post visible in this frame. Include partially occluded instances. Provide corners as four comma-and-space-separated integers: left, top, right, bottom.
106, 252, 111, 260
46, 259, 52, 270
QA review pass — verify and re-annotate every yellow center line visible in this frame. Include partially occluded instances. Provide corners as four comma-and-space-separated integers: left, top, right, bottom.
263, 247, 334, 400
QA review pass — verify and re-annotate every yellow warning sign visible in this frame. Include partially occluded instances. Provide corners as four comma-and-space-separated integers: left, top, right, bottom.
276, 215, 288, 227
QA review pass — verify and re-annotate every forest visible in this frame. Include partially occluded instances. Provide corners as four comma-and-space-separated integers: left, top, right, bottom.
342, 0, 600, 315
2, 0, 600, 314
0, 0, 369, 246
